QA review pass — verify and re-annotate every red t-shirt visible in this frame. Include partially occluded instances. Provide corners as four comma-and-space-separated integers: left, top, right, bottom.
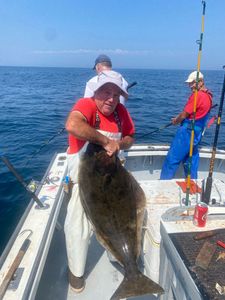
184, 90, 212, 120
68, 98, 135, 154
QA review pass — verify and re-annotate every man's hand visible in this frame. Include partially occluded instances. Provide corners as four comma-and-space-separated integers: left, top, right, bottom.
171, 111, 189, 125
103, 139, 120, 157
171, 117, 178, 125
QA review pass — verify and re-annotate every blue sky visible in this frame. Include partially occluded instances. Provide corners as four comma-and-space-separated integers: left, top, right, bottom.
0, 0, 224, 70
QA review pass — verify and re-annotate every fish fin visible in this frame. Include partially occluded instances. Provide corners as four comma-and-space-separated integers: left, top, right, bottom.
110, 271, 164, 300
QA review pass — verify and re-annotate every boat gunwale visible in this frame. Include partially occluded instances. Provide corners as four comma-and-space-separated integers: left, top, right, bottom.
0, 153, 57, 269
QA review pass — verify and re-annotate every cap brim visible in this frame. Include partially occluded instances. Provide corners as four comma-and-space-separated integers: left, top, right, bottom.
185, 78, 203, 83
93, 81, 128, 99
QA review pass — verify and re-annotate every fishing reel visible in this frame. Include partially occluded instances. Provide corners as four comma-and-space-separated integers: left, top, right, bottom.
27, 179, 39, 193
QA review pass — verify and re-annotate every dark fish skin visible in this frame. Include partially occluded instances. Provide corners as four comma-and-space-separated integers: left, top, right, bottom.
78, 143, 164, 299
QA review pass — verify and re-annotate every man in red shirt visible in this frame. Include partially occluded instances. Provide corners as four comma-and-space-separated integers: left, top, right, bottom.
160, 71, 212, 179
64, 70, 135, 293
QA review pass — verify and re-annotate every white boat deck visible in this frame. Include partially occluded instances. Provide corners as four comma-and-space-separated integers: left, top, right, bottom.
36, 178, 225, 300
1, 145, 225, 300
34, 215, 158, 300
67, 241, 156, 300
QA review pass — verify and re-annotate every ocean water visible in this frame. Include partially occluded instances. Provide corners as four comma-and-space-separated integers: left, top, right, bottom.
0, 66, 225, 254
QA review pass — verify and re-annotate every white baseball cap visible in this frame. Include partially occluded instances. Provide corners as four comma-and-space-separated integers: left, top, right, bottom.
185, 71, 204, 83
93, 70, 128, 98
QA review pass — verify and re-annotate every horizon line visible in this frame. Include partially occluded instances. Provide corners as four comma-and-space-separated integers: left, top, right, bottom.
0, 65, 222, 71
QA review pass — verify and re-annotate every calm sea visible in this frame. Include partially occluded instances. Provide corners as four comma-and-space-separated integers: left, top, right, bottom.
0, 66, 225, 254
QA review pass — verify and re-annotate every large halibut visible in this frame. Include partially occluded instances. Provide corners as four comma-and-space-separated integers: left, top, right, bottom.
78, 143, 164, 299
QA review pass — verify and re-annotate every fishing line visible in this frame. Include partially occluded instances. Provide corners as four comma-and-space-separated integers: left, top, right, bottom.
185, 0, 206, 206
23, 126, 66, 167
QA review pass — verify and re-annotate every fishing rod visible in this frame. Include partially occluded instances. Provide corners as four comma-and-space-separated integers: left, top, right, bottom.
202, 66, 225, 204
1, 156, 45, 208
137, 104, 217, 139
137, 122, 172, 139
127, 81, 137, 90
23, 81, 138, 166
185, 0, 206, 206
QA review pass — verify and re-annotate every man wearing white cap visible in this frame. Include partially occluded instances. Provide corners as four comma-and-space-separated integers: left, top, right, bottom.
160, 71, 213, 179
64, 70, 135, 293
84, 54, 129, 106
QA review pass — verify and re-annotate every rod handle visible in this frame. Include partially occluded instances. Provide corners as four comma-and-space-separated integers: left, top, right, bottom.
202, 176, 212, 204
1, 156, 44, 208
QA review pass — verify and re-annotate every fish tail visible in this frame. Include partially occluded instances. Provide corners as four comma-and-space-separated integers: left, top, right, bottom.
110, 271, 164, 300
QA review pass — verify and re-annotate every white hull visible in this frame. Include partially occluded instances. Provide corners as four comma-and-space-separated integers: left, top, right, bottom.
0, 144, 225, 300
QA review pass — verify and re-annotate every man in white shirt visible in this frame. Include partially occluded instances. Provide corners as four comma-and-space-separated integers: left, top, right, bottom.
84, 54, 128, 106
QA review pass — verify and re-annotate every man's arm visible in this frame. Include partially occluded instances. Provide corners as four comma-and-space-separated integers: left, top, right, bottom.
171, 111, 189, 125
118, 135, 134, 150
66, 111, 109, 146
